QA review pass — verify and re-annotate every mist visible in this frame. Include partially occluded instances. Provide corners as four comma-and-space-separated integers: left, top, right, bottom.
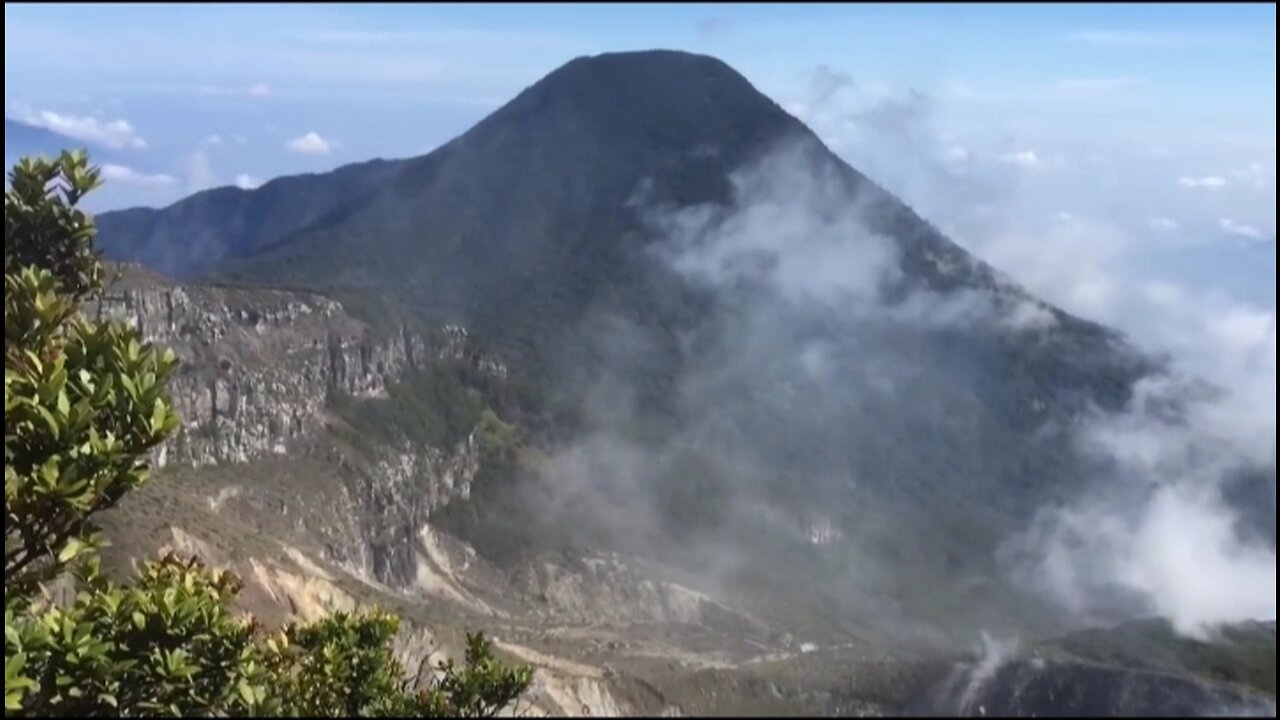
521, 84, 1275, 648
788, 69, 1276, 638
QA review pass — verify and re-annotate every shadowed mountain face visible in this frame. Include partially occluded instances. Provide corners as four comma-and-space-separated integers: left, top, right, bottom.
92, 51, 1265, 650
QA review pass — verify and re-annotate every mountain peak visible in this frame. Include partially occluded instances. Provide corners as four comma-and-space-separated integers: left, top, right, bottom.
546, 49, 747, 85
462, 49, 802, 162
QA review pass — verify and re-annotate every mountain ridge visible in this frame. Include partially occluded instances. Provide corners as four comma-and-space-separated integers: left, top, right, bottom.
90, 50, 1180, 646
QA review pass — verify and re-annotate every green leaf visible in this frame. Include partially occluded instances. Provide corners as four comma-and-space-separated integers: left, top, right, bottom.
58, 537, 87, 564
6, 691, 23, 712
236, 679, 258, 708
5, 653, 27, 681
34, 403, 62, 440
151, 398, 169, 435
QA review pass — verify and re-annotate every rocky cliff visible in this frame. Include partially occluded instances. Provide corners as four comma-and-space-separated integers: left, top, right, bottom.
92, 263, 507, 592
85, 263, 498, 469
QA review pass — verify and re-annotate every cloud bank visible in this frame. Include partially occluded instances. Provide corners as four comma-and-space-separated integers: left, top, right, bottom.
16, 109, 147, 149
1179, 176, 1227, 190
100, 163, 175, 188
198, 81, 272, 98
234, 173, 261, 190
626, 65, 1278, 641
285, 131, 333, 155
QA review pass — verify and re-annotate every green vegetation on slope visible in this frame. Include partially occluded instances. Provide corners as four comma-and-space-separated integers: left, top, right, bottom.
1042, 619, 1277, 697
328, 364, 488, 455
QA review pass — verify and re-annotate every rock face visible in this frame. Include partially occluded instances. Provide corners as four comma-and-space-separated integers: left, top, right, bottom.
342, 436, 484, 586
516, 554, 769, 639
85, 265, 402, 466
90, 264, 504, 592
85, 264, 497, 469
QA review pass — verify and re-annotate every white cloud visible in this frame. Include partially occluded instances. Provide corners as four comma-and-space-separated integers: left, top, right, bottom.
204, 134, 223, 146
1055, 76, 1146, 96
99, 163, 175, 188
761, 69, 1276, 638
1016, 478, 1276, 638
285, 131, 332, 155
187, 148, 216, 192
1219, 218, 1265, 241
648, 140, 900, 309
234, 173, 261, 190
1000, 226, 1277, 636
998, 150, 1041, 169
862, 81, 894, 101
1232, 162, 1274, 191
199, 82, 272, 98
784, 102, 811, 121
976, 217, 1130, 320
943, 80, 979, 101
1178, 176, 1227, 189
807, 65, 855, 108
17, 109, 146, 149
1064, 30, 1238, 49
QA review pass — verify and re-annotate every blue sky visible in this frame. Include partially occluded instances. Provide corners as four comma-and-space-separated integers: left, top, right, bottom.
4, 3, 1276, 377
5, 4, 1274, 187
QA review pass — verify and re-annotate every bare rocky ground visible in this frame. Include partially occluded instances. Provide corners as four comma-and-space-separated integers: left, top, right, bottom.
100, 474, 941, 717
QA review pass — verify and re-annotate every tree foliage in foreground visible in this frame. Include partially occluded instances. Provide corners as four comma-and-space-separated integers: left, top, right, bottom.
4, 151, 533, 717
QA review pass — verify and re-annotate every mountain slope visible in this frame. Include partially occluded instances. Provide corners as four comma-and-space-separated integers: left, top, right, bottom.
94, 51, 1180, 646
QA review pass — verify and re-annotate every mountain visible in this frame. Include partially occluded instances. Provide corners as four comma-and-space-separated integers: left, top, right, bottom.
94, 51, 1105, 346
94, 50, 1152, 430
74, 51, 1272, 715
93, 51, 1166, 632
